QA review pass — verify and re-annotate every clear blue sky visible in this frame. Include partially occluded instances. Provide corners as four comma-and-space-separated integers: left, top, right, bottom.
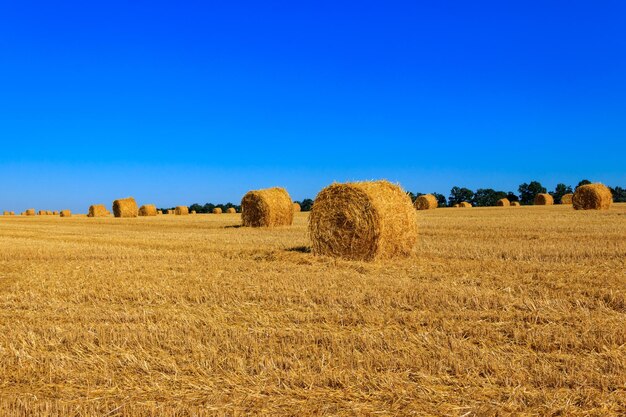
1, 1, 625, 212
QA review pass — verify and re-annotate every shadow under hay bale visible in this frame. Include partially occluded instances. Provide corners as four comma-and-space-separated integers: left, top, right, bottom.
113, 197, 138, 218
534, 193, 553, 205
241, 187, 294, 227
573, 183, 612, 210
414, 194, 438, 210
309, 180, 418, 261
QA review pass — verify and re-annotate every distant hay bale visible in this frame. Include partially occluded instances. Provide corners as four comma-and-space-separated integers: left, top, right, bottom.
293, 202, 302, 212
113, 197, 138, 218
573, 183, 613, 210
453, 204, 460, 208
212, 207, 222, 214
53, 211, 59, 215
561, 193, 574, 204
511, 201, 521, 207
60, 210, 71, 217
46, 210, 53, 215
138, 204, 157, 216
38, 210, 46, 216
241, 187, 294, 227
25, 209, 35, 216
534, 193, 553, 205
10, 211, 14, 216
157, 210, 163, 215
175, 206, 189, 215
414, 194, 438, 210
167, 209, 174, 215
2, 211, 8, 216
191, 210, 196, 214
496, 198, 510, 207
459, 202, 472, 208
309, 180, 418, 261
226, 207, 236, 213
88, 204, 108, 217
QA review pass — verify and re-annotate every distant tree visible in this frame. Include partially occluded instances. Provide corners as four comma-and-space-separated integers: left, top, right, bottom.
550, 183, 573, 204
189, 203, 205, 213
299, 199, 314, 211
432, 192, 447, 207
407, 191, 421, 202
448, 187, 474, 206
518, 181, 546, 205
506, 192, 519, 202
473, 189, 508, 207
576, 179, 592, 189
610, 186, 626, 203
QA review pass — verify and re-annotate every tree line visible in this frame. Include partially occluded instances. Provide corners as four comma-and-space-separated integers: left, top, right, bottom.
162, 180, 625, 212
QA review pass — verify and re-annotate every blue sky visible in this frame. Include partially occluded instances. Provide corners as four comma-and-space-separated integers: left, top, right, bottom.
1, 1, 625, 211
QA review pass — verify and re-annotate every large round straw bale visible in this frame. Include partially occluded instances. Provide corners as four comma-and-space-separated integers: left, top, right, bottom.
241, 187, 294, 227
414, 194, 438, 210
573, 183, 612, 210
226, 207, 236, 213
113, 197, 138, 218
212, 207, 222, 214
496, 198, 510, 207
175, 206, 189, 215
534, 193, 553, 205
138, 204, 157, 216
25, 209, 35, 216
511, 201, 521, 207
293, 202, 302, 212
560, 193, 573, 204
60, 210, 71, 217
88, 204, 108, 217
459, 202, 472, 208
309, 180, 418, 261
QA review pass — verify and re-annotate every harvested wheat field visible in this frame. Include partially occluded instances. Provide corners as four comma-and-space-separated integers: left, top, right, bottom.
0, 205, 625, 416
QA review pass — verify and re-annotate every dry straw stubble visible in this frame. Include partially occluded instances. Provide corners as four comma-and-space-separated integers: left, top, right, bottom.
414, 194, 438, 210
241, 187, 294, 227
573, 183, 613, 210
309, 180, 418, 261
113, 197, 138, 218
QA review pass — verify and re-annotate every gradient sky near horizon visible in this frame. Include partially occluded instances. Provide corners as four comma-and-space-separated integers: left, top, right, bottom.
1, 1, 625, 212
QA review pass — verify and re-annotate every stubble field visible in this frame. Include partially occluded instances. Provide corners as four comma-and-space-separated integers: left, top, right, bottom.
0, 205, 625, 416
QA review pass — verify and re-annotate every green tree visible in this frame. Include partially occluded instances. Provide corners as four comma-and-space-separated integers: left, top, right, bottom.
432, 193, 447, 207
473, 188, 507, 206
518, 181, 546, 205
298, 199, 314, 211
610, 186, 625, 202
448, 187, 474, 206
506, 192, 519, 202
550, 183, 573, 204
576, 179, 592, 189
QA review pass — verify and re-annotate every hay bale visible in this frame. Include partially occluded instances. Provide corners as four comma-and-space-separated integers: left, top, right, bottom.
53, 211, 59, 215
167, 209, 174, 215
459, 202, 472, 208
573, 183, 612, 210
113, 197, 138, 218
561, 193, 574, 204
38, 210, 46, 216
60, 210, 71, 217
309, 180, 417, 261
138, 204, 157, 216
46, 210, 53, 215
226, 207, 236, 213
191, 210, 196, 214
25, 209, 35, 216
241, 187, 294, 227
534, 193, 553, 205
293, 202, 302, 212
212, 207, 222, 214
2, 211, 8, 216
414, 194, 438, 210
511, 201, 521, 207
496, 198, 510, 207
453, 204, 460, 208
175, 206, 189, 215
157, 210, 163, 215
88, 204, 108, 217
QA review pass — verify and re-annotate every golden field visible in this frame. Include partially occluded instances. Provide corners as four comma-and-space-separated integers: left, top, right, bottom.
0, 205, 625, 416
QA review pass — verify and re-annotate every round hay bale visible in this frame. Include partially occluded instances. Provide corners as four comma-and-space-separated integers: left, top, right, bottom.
167, 209, 174, 215
10, 211, 15, 216
226, 207, 236, 213
53, 211, 59, 215
25, 209, 35, 216
212, 207, 222, 214
113, 197, 138, 218
38, 210, 46, 216
47, 210, 53, 215
60, 210, 71, 217
534, 193, 553, 205
459, 202, 472, 208
560, 193, 574, 204
309, 180, 418, 261
157, 210, 163, 215
496, 198, 510, 207
138, 204, 157, 216
241, 187, 294, 227
453, 204, 460, 208
414, 194, 438, 210
511, 201, 521, 207
191, 210, 196, 214
2, 211, 8, 216
88, 204, 108, 217
293, 202, 302, 212
175, 206, 189, 215
573, 183, 612, 210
